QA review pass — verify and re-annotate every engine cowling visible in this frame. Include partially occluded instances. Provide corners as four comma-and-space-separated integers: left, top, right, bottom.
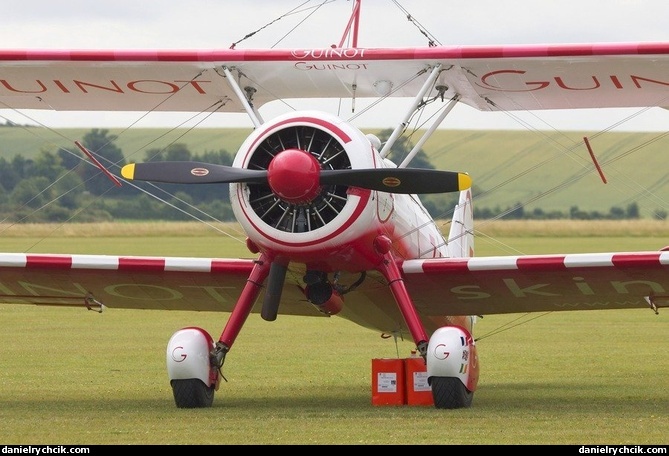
230, 110, 384, 269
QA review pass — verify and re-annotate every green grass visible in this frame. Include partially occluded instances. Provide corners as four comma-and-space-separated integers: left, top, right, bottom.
1, 306, 666, 444
0, 223, 668, 444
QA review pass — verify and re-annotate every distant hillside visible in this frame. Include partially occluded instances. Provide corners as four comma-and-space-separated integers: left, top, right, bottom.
1, 125, 667, 218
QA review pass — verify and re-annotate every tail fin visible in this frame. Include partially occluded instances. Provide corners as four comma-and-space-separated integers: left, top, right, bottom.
446, 189, 474, 258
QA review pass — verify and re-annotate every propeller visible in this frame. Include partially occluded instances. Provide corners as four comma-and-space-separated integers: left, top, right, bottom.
119, 148, 472, 323
120, 150, 471, 197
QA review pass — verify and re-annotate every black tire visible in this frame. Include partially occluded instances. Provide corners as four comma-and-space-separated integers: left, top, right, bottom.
171, 379, 215, 408
430, 376, 473, 409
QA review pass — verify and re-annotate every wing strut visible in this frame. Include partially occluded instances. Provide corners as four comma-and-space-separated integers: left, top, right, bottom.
220, 66, 263, 127
379, 63, 442, 159
399, 94, 460, 168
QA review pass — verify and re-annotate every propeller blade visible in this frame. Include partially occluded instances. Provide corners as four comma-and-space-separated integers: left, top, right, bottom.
120, 161, 471, 194
319, 168, 471, 194
121, 161, 268, 184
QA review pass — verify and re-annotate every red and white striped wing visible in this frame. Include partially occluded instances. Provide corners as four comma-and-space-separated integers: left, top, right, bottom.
2, 43, 669, 114
401, 251, 669, 316
0, 253, 322, 317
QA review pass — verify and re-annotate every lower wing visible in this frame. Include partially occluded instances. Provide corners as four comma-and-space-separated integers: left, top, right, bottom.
401, 251, 669, 316
0, 253, 319, 316
1, 250, 667, 335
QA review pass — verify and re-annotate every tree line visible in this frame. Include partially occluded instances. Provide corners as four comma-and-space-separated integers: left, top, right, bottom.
0, 128, 662, 223
473, 200, 663, 221
0, 129, 236, 223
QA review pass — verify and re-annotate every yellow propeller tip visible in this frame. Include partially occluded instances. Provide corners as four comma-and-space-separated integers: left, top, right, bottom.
458, 173, 472, 190
121, 164, 135, 180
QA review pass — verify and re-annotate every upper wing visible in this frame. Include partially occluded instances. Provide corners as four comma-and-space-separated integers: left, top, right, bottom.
2, 43, 669, 114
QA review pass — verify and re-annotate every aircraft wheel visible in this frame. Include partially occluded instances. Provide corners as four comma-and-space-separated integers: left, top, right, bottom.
430, 376, 473, 409
171, 378, 215, 408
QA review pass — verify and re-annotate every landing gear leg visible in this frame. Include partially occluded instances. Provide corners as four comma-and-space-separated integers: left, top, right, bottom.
166, 253, 274, 408
211, 253, 274, 378
377, 250, 430, 357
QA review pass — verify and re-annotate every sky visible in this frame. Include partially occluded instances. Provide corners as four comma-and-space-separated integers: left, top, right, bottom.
2, 0, 669, 132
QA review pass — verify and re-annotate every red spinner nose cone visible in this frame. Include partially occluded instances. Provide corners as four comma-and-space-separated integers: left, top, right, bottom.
267, 149, 322, 204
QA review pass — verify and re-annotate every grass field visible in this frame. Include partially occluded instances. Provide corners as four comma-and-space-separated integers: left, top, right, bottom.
0, 221, 668, 445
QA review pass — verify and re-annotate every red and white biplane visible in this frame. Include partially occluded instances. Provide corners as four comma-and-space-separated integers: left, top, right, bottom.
0, 1, 668, 409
